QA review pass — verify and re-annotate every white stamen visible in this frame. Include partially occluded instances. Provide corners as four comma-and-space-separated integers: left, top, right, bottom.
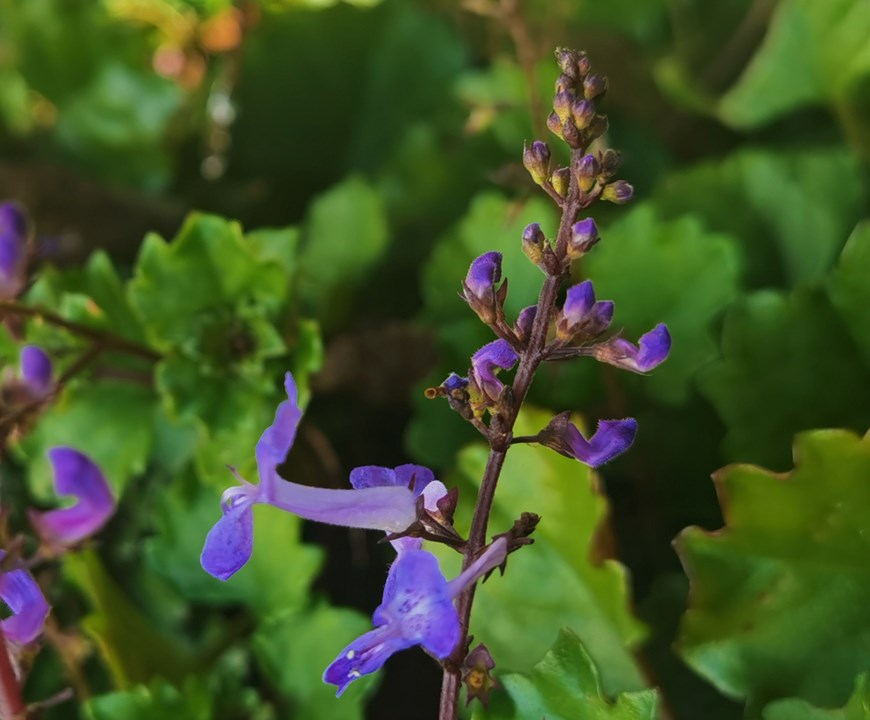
348, 670, 361, 678
346, 650, 356, 660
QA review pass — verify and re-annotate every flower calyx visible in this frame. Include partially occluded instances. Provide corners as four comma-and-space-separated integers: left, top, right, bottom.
384, 487, 466, 550
485, 512, 540, 580
462, 643, 497, 708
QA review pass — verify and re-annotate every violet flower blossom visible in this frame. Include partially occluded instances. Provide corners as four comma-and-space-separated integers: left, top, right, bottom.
470, 339, 518, 402
324, 538, 508, 696
0, 201, 29, 299
29, 448, 116, 549
558, 281, 613, 339
0, 552, 50, 645
537, 412, 637, 467
201, 373, 447, 581
593, 323, 671, 373
19, 345, 54, 399
464, 252, 501, 300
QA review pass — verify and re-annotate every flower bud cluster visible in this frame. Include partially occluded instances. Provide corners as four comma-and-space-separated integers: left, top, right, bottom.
547, 49, 609, 151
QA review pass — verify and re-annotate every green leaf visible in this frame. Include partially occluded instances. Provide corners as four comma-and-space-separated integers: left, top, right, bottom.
829, 221, 870, 367
84, 678, 212, 720
253, 604, 377, 719
676, 430, 870, 713
653, 145, 866, 286
298, 176, 389, 326
64, 550, 196, 688
699, 288, 870, 469
442, 407, 647, 695
718, 0, 870, 128
20, 381, 156, 500
764, 674, 870, 720
481, 628, 660, 720
145, 481, 323, 617
128, 213, 287, 352
585, 205, 741, 404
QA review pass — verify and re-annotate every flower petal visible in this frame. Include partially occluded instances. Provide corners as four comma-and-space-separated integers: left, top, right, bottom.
200, 503, 254, 581
465, 252, 502, 299
29, 448, 115, 548
566, 418, 637, 467
255, 372, 303, 499
0, 558, 49, 645
323, 624, 409, 696
471, 339, 518, 401
0, 201, 28, 299
20, 345, 53, 398
594, 323, 671, 373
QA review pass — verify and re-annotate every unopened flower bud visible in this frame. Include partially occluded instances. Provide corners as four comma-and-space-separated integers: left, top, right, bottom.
514, 305, 537, 343
555, 49, 580, 80
522, 223, 545, 264
571, 99, 596, 129
522, 141, 551, 185
550, 168, 570, 197
599, 148, 621, 179
554, 73, 573, 95
575, 153, 600, 193
546, 111, 562, 138
561, 117, 582, 148
568, 218, 600, 258
576, 52, 591, 77
553, 91, 573, 123
602, 180, 634, 204
583, 74, 607, 100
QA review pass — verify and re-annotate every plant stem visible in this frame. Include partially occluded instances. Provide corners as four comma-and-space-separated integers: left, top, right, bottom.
0, 630, 24, 720
0, 302, 160, 363
438, 154, 581, 719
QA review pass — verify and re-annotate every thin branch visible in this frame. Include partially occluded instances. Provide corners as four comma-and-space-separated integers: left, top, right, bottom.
0, 630, 24, 720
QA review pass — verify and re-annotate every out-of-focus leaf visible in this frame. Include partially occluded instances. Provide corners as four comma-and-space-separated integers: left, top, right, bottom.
84, 678, 212, 720
253, 604, 377, 719
54, 63, 182, 191
297, 176, 389, 327
20, 381, 156, 500
718, 0, 870, 128
676, 430, 870, 713
763, 674, 870, 719
829, 222, 870, 367
478, 628, 659, 720
586, 205, 741, 404
441, 407, 647, 695
145, 482, 323, 617
64, 550, 195, 688
653, 146, 866, 287
699, 288, 870, 469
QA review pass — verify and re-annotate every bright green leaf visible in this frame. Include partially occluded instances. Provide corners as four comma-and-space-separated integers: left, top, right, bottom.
586, 205, 741, 404
764, 673, 870, 719
699, 289, 870, 469
677, 430, 870, 713
253, 604, 377, 719
718, 0, 870, 128
481, 628, 660, 720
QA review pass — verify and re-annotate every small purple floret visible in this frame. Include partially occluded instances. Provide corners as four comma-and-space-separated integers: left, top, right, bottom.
563, 281, 596, 323
566, 418, 637, 467
595, 323, 671, 373
0, 552, 50, 646
465, 252, 502, 300
20, 345, 53, 399
471, 339, 519, 401
0, 201, 29, 299
29, 448, 115, 548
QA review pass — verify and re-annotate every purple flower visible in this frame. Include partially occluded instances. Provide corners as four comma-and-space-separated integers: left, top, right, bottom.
568, 218, 600, 257
464, 252, 502, 300
29, 448, 116, 549
536, 412, 637, 467
201, 373, 445, 581
593, 323, 671, 373
514, 305, 537, 343
602, 180, 634, 204
324, 538, 508, 696
0, 202, 29, 299
0, 552, 50, 645
558, 281, 613, 339
470, 339, 518, 402
20, 345, 53, 399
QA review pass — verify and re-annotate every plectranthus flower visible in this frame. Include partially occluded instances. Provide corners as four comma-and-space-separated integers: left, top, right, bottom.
29, 448, 116, 549
536, 412, 637, 467
324, 538, 508, 696
567, 218, 600, 258
0, 552, 50, 645
470, 339, 518, 404
201, 373, 447, 581
462, 252, 505, 325
0, 201, 30, 299
593, 323, 671, 373
556, 281, 613, 341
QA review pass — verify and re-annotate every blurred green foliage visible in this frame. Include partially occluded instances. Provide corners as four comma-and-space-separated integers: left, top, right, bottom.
0, 0, 868, 718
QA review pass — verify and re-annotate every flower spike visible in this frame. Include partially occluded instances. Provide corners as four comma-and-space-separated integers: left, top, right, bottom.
201, 373, 448, 580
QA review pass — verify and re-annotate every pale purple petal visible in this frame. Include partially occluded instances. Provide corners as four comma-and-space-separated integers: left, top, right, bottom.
29, 448, 115, 548
566, 418, 638, 467
200, 503, 254, 581
255, 372, 303, 499
442, 373, 468, 392
465, 252, 502, 299
324, 624, 409, 696
563, 281, 595, 323
0, 554, 49, 645
20, 345, 53, 399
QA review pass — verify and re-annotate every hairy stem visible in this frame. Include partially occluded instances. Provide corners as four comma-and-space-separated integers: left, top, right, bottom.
438, 152, 581, 719
0, 630, 24, 720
